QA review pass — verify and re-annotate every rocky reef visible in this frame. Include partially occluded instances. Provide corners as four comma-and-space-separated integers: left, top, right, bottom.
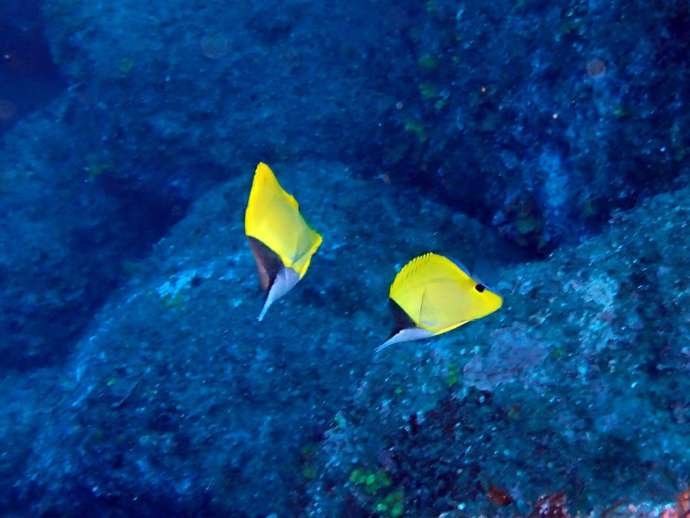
3, 160, 688, 515
307, 183, 690, 517
2, 0, 688, 368
0, 0, 688, 515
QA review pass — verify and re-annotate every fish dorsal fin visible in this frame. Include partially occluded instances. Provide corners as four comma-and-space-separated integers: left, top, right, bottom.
389, 252, 501, 335
244, 163, 322, 279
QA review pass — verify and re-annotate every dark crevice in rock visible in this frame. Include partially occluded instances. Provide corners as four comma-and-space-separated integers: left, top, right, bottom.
0, 0, 65, 134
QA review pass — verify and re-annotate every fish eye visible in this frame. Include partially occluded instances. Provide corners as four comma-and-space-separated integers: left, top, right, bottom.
475, 283, 486, 293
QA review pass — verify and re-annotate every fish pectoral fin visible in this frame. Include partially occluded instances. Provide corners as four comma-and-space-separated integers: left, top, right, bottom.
257, 267, 300, 321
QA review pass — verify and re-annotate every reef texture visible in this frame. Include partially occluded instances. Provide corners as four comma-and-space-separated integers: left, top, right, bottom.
42, 0, 409, 196
0, 0, 411, 368
0, 103, 183, 370
3, 162, 688, 516
306, 184, 690, 517
0, 0, 689, 515
0, 0, 63, 133
13, 162, 510, 515
3, 0, 689, 367
376, 0, 690, 250
42, 0, 690, 251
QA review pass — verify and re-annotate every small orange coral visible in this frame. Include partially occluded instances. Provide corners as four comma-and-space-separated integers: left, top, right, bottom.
487, 485, 513, 506
677, 486, 690, 515
659, 508, 679, 518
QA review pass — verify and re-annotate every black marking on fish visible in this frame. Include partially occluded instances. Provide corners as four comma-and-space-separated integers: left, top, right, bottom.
247, 236, 283, 292
475, 283, 486, 293
388, 298, 416, 338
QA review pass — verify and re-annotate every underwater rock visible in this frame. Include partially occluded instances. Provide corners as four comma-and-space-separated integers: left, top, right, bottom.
0, 103, 121, 369
11, 0, 682, 372
307, 184, 690, 517
374, 0, 690, 252
0, 2, 413, 366
42, 0, 412, 198
0, 368, 62, 512
2, 0, 687, 513
0, 100, 186, 370
0, 0, 63, 134
19, 161, 513, 515
462, 323, 549, 391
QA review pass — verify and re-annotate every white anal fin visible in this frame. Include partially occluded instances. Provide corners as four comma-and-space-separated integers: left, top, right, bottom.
375, 327, 434, 354
257, 267, 300, 321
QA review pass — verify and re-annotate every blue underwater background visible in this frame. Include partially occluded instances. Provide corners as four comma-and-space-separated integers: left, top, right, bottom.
1, 0, 689, 516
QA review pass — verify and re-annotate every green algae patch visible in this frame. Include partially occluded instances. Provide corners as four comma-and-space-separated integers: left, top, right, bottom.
419, 82, 438, 101
350, 467, 404, 516
403, 118, 427, 143
417, 54, 439, 71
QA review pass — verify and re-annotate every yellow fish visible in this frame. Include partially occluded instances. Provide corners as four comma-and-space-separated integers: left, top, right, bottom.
244, 162, 323, 321
377, 252, 502, 352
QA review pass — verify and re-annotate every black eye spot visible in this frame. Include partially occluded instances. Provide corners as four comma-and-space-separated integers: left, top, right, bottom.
475, 284, 485, 293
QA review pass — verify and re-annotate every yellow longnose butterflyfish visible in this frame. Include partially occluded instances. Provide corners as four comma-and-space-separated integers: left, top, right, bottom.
377, 252, 502, 353
244, 162, 323, 321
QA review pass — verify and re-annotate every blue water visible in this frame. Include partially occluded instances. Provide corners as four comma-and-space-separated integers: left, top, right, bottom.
1, 1, 688, 516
